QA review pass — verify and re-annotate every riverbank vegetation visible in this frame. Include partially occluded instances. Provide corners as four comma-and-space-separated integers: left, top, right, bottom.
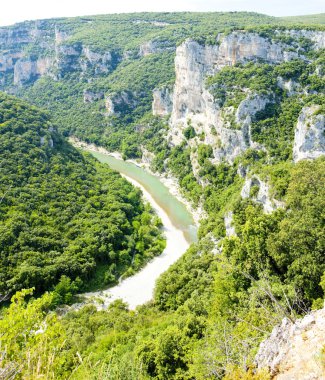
0, 11, 325, 380
2, 156, 324, 379
0, 93, 165, 299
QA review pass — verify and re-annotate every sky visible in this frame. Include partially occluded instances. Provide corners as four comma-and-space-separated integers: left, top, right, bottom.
0, 0, 324, 27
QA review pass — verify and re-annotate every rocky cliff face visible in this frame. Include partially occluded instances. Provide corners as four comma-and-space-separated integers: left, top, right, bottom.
14, 57, 54, 85
166, 30, 325, 165
139, 39, 175, 57
293, 106, 325, 163
241, 176, 284, 213
152, 87, 173, 116
105, 91, 138, 116
255, 306, 325, 379
0, 20, 54, 47
0, 21, 55, 86
224, 211, 236, 237
286, 29, 325, 49
56, 44, 119, 78
0, 21, 120, 87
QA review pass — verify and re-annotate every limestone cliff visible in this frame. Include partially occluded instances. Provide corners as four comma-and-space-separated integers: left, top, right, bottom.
152, 87, 173, 116
14, 57, 54, 85
0, 21, 120, 87
241, 176, 284, 213
167, 30, 325, 165
293, 106, 325, 163
255, 306, 325, 380
105, 91, 138, 116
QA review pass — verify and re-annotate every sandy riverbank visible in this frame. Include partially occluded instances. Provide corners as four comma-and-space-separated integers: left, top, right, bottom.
73, 172, 190, 310
69, 136, 205, 225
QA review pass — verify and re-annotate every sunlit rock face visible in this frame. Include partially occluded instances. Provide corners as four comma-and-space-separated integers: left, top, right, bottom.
241, 176, 284, 214
286, 29, 325, 49
293, 106, 325, 163
152, 87, 173, 116
168, 36, 271, 163
105, 91, 138, 116
216, 32, 299, 66
224, 211, 236, 237
139, 40, 175, 57
14, 57, 54, 85
255, 306, 325, 380
0, 21, 120, 86
168, 33, 288, 162
168, 30, 325, 164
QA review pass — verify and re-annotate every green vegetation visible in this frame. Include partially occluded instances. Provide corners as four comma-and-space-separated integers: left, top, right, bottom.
1, 157, 323, 380
0, 12, 325, 380
281, 13, 325, 25
57, 12, 276, 52
207, 54, 325, 160
167, 144, 203, 205
4, 12, 277, 158
0, 93, 164, 297
3, 13, 324, 161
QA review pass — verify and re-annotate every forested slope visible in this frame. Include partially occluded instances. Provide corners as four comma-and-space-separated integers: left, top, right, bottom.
0, 92, 164, 298
281, 13, 325, 25
0, 12, 276, 156
0, 11, 325, 380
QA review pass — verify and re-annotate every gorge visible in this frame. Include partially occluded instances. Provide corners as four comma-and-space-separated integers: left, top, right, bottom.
0, 11, 324, 380
74, 150, 197, 309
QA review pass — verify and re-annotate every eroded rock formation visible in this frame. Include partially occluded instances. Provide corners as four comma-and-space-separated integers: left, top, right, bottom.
152, 87, 173, 116
167, 30, 325, 166
255, 306, 325, 380
241, 176, 284, 213
293, 106, 325, 163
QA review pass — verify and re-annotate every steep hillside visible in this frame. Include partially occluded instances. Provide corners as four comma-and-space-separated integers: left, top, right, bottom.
256, 306, 325, 379
0, 12, 276, 155
0, 92, 164, 298
160, 28, 325, 214
0, 12, 324, 380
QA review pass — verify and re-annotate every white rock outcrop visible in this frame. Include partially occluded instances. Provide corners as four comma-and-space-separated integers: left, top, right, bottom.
293, 106, 325, 163
0, 22, 119, 85
80, 46, 115, 74
14, 57, 54, 85
105, 97, 115, 116
105, 91, 137, 116
216, 32, 299, 66
139, 40, 175, 57
241, 176, 284, 213
276, 77, 302, 96
0, 52, 23, 73
255, 306, 325, 380
224, 211, 236, 237
152, 87, 173, 116
83, 89, 104, 103
168, 31, 303, 163
286, 29, 325, 50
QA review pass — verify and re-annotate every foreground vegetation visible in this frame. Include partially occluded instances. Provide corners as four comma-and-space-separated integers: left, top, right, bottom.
1, 157, 324, 379
0, 11, 325, 380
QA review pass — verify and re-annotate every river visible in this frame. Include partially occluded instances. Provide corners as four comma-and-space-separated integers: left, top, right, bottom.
79, 151, 197, 309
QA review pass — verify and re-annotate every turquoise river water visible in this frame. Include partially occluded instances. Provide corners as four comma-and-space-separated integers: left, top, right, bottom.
91, 151, 198, 243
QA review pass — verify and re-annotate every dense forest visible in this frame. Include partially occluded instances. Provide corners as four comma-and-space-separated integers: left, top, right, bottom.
0, 10, 325, 380
2, 155, 324, 379
0, 93, 164, 299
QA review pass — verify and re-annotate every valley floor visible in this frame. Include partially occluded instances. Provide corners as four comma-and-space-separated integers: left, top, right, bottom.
71, 144, 194, 309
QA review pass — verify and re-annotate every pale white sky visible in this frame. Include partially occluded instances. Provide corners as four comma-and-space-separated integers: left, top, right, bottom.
0, 0, 324, 27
